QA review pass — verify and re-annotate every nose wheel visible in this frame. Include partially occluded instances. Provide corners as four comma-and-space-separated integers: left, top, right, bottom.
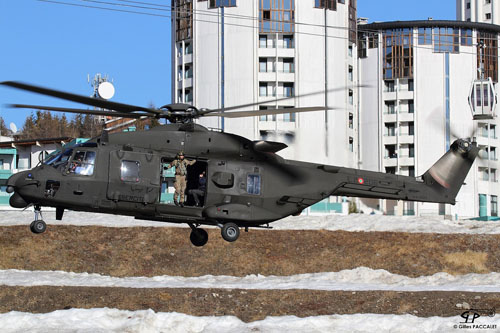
30, 206, 47, 234
188, 223, 208, 247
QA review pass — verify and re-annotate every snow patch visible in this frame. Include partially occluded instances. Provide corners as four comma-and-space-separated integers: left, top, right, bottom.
0, 211, 499, 234
1, 309, 498, 333
1, 267, 500, 292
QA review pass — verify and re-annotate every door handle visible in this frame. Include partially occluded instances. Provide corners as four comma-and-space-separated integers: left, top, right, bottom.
73, 190, 83, 195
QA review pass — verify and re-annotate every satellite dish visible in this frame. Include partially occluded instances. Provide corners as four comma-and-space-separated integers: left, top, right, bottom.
97, 81, 115, 100
9, 122, 17, 134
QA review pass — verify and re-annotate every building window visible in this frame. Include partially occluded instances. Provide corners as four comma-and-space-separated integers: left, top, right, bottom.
491, 125, 497, 138
348, 65, 353, 81
283, 111, 296, 122
491, 168, 498, 182
283, 35, 294, 48
384, 101, 395, 114
466, 2, 470, 8
174, 0, 193, 42
283, 58, 294, 73
259, 106, 276, 121
209, 0, 236, 8
185, 42, 193, 54
385, 167, 396, 174
385, 123, 396, 137
349, 89, 353, 105
460, 28, 472, 46
314, 0, 336, 11
259, 58, 268, 72
418, 27, 432, 45
348, 45, 353, 57
259, 35, 268, 48
408, 100, 414, 113
383, 28, 413, 79
385, 80, 395, 92
358, 34, 367, 58
259, 82, 268, 97
490, 147, 497, 160
348, 0, 357, 44
491, 195, 498, 216
368, 33, 379, 48
259, 0, 294, 33
349, 137, 354, 152
385, 145, 397, 158
409, 144, 415, 157
349, 113, 353, 128
185, 65, 193, 79
409, 166, 415, 177
283, 83, 294, 97
408, 79, 414, 91
478, 31, 498, 82
486, 13, 492, 20
433, 27, 460, 53
486, 0, 491, 4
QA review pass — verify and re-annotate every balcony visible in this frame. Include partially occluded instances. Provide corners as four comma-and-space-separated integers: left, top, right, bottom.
259, 71, 276, 82
383, 157, 397, 167
383, 135, 397, 145
383, 91, 397, 100
184, 53, 193, 64
277, 71, 295, 82
399, 112, 414, 122
383, 113, 397, 123
398, 90, 414, 100
399, 156, 415, 166
399, 135, 414, 144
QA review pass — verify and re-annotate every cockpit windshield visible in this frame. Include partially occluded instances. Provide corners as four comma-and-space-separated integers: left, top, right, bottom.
44, 149, 73, 168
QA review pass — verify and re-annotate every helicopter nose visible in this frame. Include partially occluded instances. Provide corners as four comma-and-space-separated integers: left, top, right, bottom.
6, 171, 33, 208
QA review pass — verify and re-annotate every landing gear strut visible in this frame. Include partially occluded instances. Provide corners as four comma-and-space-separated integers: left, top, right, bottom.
188, 223, 208, 247
221, 222, 240, 242
30, 205, 46, 234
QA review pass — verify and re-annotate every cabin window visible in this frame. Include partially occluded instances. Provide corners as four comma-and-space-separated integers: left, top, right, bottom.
247, 174, 261, 195
69, 151, 96, 176
121, 160, 140, 182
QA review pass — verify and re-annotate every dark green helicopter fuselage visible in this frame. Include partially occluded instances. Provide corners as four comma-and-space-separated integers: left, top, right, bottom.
7, 123, 478, 228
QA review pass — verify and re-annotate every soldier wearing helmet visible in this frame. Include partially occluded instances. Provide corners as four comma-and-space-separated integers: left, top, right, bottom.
166, 151, 196, 207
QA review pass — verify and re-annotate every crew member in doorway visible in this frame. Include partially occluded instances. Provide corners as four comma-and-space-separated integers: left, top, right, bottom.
167, 151, 196, 207
189, 171, 206, 207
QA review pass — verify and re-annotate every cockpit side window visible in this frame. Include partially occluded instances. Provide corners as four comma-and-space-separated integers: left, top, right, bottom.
120, 160, 140, 182
68, 151, 96, 176
247, 174, 261, 195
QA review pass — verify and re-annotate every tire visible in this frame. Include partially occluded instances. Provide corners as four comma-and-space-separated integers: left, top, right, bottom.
190, 228, 208, 247
29, 221, 36, 233
221, 222, 240, 242
32, 220, 47, 234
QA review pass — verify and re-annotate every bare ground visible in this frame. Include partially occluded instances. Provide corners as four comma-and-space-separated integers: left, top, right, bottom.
0, 286, 499, 322
0, 225, 499, 277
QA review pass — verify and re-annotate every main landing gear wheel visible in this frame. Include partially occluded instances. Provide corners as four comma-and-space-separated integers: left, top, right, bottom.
30, 220, 47, 234
221, 222, 240, 242
189, 228, 208, 247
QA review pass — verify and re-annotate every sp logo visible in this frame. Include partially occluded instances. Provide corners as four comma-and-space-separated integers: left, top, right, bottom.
461, 310, 481, 323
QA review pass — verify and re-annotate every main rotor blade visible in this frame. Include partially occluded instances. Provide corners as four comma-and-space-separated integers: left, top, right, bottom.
1, 81, 160, 115
8, 104, 151, 119
201, 84, 369, 115
204, 106, 329, 118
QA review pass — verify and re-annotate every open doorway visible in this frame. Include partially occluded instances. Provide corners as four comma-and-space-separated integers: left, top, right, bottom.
159, 157, 207, 207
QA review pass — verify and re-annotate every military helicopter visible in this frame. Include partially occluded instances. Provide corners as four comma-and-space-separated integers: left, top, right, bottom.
1, 81, 478, 246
